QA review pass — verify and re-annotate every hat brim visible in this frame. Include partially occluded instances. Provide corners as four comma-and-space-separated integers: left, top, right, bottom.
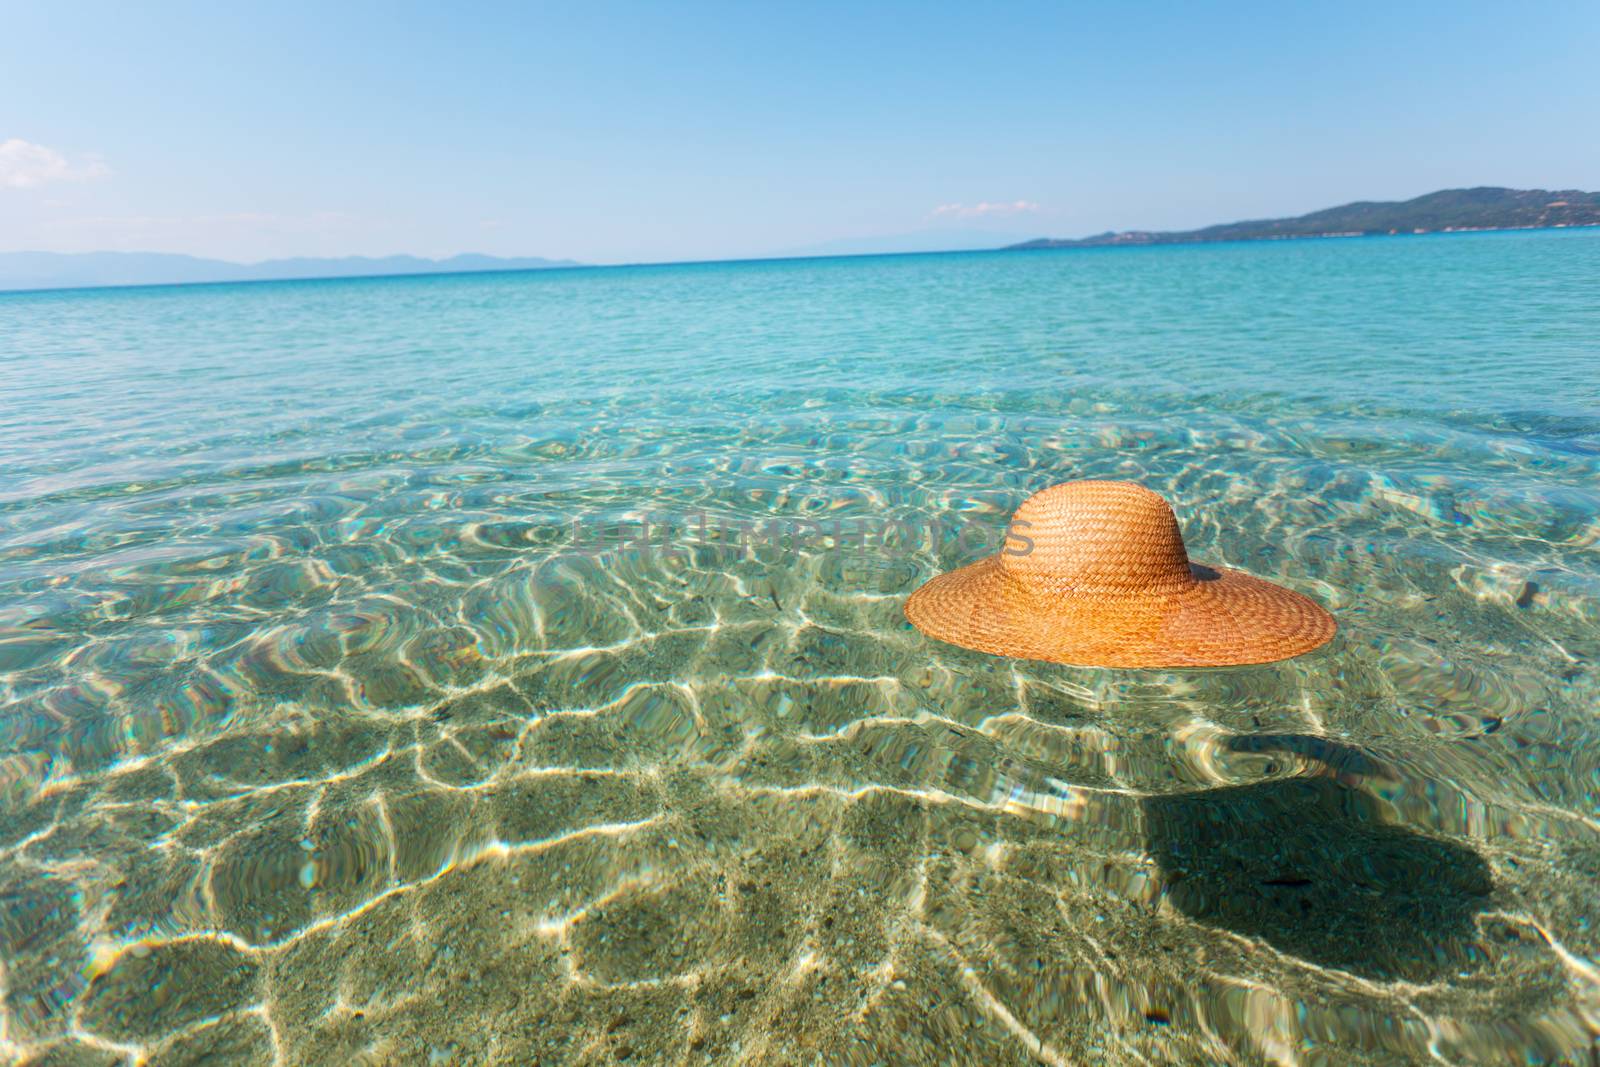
904, 556, 1336, 669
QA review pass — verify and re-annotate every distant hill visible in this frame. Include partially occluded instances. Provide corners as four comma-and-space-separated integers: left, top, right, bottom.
1008, 187, 1600, 250
0, 251, 580, 293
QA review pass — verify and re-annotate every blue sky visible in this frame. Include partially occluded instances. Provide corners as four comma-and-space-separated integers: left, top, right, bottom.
3, 0, 1598, 264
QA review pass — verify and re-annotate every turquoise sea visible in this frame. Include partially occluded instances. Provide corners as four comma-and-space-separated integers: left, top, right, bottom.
2, 230, 1599, 1065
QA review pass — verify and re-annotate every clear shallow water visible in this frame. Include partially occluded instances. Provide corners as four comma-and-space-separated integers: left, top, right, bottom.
1, 231, 1598, 1065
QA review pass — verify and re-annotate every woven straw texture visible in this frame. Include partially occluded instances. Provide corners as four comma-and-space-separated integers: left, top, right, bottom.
904, 480, 1336, 668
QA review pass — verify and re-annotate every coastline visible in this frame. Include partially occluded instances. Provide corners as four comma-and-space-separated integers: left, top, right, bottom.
3, 221, 1598, 299
1008, 219, 1600, 251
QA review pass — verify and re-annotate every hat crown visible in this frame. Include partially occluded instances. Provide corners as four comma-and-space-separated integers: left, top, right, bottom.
999, 480, 1195, 596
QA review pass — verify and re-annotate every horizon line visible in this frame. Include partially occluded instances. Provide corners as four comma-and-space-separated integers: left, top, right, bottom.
2, 223, 1594, 298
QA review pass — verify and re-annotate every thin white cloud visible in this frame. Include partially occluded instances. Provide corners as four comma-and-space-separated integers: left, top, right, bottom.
930, 200, 1041, 219
0, 139, 110, 189
45, 210, 355, 234
30, 209, 371, 258
16, 207, 384, 260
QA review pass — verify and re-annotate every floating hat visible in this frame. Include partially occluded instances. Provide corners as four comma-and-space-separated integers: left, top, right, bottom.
904, 480, 1335, 668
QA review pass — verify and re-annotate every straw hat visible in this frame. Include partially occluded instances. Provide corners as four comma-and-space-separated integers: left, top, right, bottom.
904, 480, 1335, 668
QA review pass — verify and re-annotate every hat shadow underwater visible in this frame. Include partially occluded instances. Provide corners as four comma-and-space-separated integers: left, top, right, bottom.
1142, 773, 1494, 982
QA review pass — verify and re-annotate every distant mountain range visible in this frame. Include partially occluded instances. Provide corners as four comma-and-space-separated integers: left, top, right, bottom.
1008, 187, 1600, 249
8, 188, 1596, 291
0, 251, 580, 292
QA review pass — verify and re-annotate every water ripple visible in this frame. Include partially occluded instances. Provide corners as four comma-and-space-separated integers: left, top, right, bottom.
3, 235, 1600, 1064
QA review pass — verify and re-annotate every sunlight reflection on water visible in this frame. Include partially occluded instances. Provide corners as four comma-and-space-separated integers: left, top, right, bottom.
1, 232, 1598, 1064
